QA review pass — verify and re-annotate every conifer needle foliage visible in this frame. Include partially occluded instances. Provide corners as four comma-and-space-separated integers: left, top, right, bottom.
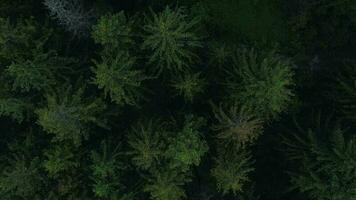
90, 140, 126, 200
171, 72, 206, 102
92, 51, 148, 106
211, 148, 255, 196
144, 169, 190, 200
226, 47, 295, 121
211, 103, 263, 149
92, 11, 134, 52
142, 6, 203, 74
127, 119, 166, 170
36, 85, 107, 145
283, 123, 356, 200
335, 62, 356, 123
0, 98, 27, 123
166, 115, 208, 171
0, 155, 42, 199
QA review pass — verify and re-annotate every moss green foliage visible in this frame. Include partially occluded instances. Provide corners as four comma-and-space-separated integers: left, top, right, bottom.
171, 72, 206, 102
0, 1, 355, 200
283, 123, 356, 200
142, 6, 203, 74
36, 85, 106, 145
211, 103, 263, 149
211, 148, 254, 196
226, 47, 295, 120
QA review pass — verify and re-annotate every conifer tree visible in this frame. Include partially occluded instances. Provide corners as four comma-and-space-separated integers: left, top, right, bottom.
144, 169, 190, 200
127, 119, 166, 170
283, 120, 356, 200
335, 62, 356, 123
142, 6, 203, 74
92, 11, 134, 53
90, 140, 127, 200
225, 47, 295, 121
211, 102, 263, 149
171, 72, 206, 102
165, 115, 208, 171
92, 51, 148, 106
0, 155, 42, 199
211, 148, 255, 196
36, 84, 107, 146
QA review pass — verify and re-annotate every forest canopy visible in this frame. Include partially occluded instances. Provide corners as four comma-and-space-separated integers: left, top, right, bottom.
0, 0, 355, 200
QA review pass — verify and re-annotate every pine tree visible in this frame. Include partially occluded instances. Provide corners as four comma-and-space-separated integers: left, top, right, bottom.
225, 47, 295, 121
142, 6, 203, 74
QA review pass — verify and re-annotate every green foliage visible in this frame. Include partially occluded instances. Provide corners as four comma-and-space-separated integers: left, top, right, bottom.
0, 17, 38, 60
92, 11, 134, 52
283, 124, 356, 200
0, 98, 27, 122
0, 17, 73, 92
211, 148, 255, 196
171, 72, 206, 102
226, 47, 295, 120
92, 51, 148, 106
335, 63, 356, 123
144, 169, 190, 200
166, 115, 208, 171
36, 85, 106, 145
211, 103, 263, 149
142, 6, 203, 74
0, 155, 42, 199
90, 140, 126, 200
127, 119, 166, 170
43, 144, 79, 178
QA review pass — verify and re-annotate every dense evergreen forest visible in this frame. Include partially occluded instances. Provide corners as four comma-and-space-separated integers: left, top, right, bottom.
0, 0, 356, 199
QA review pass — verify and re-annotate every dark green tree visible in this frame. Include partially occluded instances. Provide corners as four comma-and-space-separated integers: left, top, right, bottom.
90, 140, 129, 200
36, 84, 107, 145
225, 47, 295, 121
142, 6, 203, 74
211, 148, 255, 196
211, 102, 263, 149
283, 120, 356, 200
